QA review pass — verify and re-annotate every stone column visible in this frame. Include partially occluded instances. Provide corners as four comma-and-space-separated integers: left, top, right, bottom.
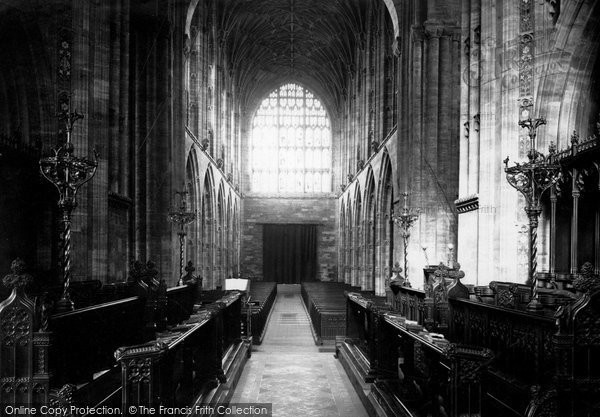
457, 0, 482, 285
596, 203, 600, 275
570, 170, 580, 274
549, 188, 557, 274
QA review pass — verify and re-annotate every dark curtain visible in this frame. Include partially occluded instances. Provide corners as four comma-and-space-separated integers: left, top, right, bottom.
263, 224, 317, 283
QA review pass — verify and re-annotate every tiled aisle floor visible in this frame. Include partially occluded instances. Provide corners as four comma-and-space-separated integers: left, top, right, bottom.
230, 284, 368, 417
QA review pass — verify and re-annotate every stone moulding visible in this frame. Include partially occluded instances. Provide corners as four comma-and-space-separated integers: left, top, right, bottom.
454, 194, 479, 213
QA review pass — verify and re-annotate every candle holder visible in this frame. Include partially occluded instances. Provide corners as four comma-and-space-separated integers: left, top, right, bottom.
169, 190, 196, 284
392, 192, 421, 287
504, 117, 560, 310
39, 106, 98, 312
447, 244, 455, 269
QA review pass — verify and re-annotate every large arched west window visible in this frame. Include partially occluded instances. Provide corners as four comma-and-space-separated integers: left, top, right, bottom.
251, 83, 332, 193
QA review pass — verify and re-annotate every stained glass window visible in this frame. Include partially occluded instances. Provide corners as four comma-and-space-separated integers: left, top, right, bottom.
251, 83, 332, 193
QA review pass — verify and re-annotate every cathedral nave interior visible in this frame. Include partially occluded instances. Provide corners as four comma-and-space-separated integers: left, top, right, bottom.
0, 0, 600, 416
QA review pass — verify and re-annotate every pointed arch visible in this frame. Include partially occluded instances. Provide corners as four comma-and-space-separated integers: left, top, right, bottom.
380, 0, 401, 45
185, 148, 201, 270
216, 182, 226, 288
363, 167, 377, 291
226, 192, 233, 278
339, 198, 347, 283
535, 0, 600, 145
354, 185, 362, 288
345, 198, 353, 285
232, 198, 239, 276
202, 167, 216, 289
376, 151, 394, 296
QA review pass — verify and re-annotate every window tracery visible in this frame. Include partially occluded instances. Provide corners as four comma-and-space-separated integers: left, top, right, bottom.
251, 83, 332, 193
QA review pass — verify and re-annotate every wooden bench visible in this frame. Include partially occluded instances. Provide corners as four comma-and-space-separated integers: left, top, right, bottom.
243, 281, 277, 344
301, 282, 386, 344
301, 282, 349, 344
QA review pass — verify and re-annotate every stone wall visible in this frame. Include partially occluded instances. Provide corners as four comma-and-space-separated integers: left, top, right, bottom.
241, 196, 337, 282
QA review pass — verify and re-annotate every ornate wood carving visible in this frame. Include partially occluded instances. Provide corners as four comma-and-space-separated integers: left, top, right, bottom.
0, 259, 50, 407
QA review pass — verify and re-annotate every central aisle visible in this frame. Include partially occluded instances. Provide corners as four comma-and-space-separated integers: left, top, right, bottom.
231, 284, 368, 417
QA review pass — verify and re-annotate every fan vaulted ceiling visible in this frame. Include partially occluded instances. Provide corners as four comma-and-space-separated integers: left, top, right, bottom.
216, 0, 382, 114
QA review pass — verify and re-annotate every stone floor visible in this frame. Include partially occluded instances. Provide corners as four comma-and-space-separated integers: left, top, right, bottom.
230, 284, 368, 417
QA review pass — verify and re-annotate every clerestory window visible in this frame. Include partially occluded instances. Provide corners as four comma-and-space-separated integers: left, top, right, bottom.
251, 83, 332, 193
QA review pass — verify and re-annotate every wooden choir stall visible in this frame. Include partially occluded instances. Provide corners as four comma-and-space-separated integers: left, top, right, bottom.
337, 262, 600, 417
0, 258, 258, 416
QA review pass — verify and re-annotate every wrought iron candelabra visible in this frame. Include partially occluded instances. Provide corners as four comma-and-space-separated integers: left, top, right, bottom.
504, 117, 560, 310
39, 108, 98, 312
392, 192, 420, 287
168, 190, 196, 284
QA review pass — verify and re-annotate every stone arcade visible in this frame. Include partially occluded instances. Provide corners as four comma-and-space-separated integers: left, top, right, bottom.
0, 0, 599, 416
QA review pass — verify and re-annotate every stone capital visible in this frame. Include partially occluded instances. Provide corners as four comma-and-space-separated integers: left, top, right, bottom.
411, 25, 427, 43
423, 21, 461, 39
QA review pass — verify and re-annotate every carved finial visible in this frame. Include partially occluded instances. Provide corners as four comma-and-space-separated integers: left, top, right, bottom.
572, 262, 599, 293
129, 259, 146, 283
146, 260, 159, 283
570, 130, 579, 146
185, 260, 195, 274
434, 262, 450, 278
201, 138, 209, 151
182, 260, 198, 286
548, 142, 557, 155
3, 258, 33, 290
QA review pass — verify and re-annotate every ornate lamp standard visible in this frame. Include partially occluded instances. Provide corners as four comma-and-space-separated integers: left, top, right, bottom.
392, 192, 420, 287
39, 108, 98, 312
169, 190, 196, 285
504, 117, 560, 310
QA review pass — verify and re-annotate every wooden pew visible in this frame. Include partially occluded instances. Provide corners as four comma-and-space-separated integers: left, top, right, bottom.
301, 282, 354, 344
242, 281, 277, 344
302, 282, 387, 344
116, 291, 251, 414
0, 258, 198, 411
